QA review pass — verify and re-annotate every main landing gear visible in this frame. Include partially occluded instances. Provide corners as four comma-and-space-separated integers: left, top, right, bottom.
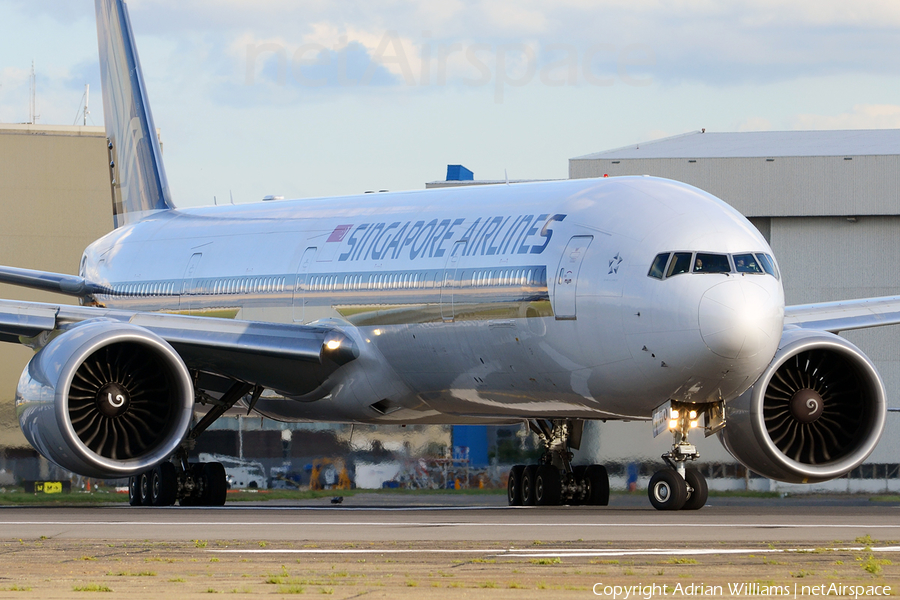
127, 380, 261, 507
647, 404, 709, 511
128, 459, 228, 507
507, 419, 609, 507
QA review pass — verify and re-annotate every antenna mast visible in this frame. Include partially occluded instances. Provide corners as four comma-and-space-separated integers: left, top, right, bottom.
83, 84, 90, 126
30, 62, 34, 124
73, 84, 92, 126
29, 61, 39, 124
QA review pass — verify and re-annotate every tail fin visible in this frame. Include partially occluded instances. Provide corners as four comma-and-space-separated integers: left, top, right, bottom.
95, 0, 173, 228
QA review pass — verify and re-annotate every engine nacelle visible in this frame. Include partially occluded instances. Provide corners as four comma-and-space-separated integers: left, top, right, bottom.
719, 329, 886, 483
16, 320, 194, 479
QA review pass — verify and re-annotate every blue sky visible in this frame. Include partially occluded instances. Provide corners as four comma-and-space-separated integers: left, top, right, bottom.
2, 0, 900, 207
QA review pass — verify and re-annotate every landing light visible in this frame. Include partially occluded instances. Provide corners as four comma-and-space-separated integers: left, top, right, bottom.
670, 409, 679, 419
373, 329, 383, 336
325, 339, 342, 351
690, 420, 699, 429
668, 419, 678, 430
689, 410, 697, 420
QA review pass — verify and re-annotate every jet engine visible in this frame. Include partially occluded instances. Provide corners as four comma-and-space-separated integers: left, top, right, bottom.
16, 320, 194, 479
719, 329, 886, 484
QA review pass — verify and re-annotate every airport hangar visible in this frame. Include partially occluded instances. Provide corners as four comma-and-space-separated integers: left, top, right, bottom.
0, 123, 897, 490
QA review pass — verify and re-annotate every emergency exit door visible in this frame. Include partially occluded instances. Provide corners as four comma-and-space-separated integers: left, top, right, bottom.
292, 247, 317, 323
554, 236, 592, 319
441, 240, 467, 322
179, 252, 203, 312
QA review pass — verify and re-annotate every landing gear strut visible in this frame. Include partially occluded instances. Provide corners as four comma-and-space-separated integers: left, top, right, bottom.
648, 404, 709, 511
507, 419, 609, 507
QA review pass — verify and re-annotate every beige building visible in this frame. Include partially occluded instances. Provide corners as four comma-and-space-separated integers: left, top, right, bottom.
0, 124, 113, 451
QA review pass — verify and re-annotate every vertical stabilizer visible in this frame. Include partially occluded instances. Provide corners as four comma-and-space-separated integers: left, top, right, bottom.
95, 0, 173, 228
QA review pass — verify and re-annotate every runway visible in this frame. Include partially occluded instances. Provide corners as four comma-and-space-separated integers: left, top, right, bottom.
1, 493, 897, 545
1, 494, 898, 598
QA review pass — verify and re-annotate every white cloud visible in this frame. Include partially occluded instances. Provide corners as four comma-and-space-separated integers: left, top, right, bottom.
792, 104, 900, 130
736, 117, 773, 132
5, 1, 900, 204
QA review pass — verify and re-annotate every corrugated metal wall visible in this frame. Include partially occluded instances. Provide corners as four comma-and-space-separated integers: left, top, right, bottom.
0, 125, 113, 450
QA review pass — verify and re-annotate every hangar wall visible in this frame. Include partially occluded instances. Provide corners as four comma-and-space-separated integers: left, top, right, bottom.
570, 130, 900, 467
0, 124, 113, 451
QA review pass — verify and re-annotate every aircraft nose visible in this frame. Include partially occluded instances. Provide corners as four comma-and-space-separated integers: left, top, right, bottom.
699, 278, 783, 360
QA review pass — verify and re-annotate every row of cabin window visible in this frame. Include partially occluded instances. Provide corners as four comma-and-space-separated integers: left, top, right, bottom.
114, 268, 548, 298
469, 268, 539, 288
203, 277, 286, 296
113, 282, 177, 297
116, 277, 287, 297
307, 268, 546, 293
308, 272, 432, 292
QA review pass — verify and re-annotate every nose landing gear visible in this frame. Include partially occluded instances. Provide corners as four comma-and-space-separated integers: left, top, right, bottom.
648, 404, 709, 511
506, 419, 609, 507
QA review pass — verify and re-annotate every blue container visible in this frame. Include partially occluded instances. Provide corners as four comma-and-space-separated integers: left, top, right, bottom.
451, 425, 489, 467
446, 165, 474, 181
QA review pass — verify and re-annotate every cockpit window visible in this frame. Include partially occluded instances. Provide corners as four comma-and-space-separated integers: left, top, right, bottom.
648, 253, 669, 279
755, 253, 779, 279
693, 253, 730, 274
649, 250, 779, 280
733, 253, 763, 274
666, 252, 693, 277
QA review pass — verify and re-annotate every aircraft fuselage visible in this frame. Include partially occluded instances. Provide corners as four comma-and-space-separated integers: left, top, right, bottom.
81, 176, 785, 424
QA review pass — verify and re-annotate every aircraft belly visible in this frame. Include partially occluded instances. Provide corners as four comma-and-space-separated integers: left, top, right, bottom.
370, 317, 648, 420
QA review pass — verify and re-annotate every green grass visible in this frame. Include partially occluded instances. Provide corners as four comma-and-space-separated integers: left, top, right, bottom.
661, 558, 698, 565
0, 486, 506, 506
73, 584, 112, 592
530, 558, 562, 565
0, 489, 130, 505
869, 495, 900, 503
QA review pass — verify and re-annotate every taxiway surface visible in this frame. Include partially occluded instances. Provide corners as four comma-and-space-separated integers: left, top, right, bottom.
1, 493, 897, 545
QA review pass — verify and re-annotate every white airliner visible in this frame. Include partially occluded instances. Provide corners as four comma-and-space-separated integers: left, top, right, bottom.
1, 0, 896, 509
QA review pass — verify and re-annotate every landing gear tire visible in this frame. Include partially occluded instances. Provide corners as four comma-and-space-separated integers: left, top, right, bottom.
151, 463, 177, 507
584, 464, 610, 506
128, 475, 142, 506
507, 465, 526, 506
535, 465, 562, 506
571, 466, 588, 505
648, 469, 687, 511
178, 463, 204, 506
521, 465, 538, 506
682, 468, 708, 510
203, 462, 228, 507
138, 471, 152, 506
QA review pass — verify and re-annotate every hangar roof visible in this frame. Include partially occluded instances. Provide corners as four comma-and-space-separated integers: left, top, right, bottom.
573, 129, 900, 160
0, 123, 105, 137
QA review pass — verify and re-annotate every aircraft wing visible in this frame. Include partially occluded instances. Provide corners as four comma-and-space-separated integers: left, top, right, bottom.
0, 297, 357, 396
784, 295, 900, 333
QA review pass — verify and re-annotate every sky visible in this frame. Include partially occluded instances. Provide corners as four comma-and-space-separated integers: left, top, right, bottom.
2, 0, 900, 208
